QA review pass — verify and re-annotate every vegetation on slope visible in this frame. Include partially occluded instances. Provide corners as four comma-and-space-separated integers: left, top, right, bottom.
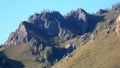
53, 27, 120, 68
53, 6, 120, 68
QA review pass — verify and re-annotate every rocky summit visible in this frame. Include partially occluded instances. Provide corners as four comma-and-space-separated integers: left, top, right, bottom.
5, 9, 93, 45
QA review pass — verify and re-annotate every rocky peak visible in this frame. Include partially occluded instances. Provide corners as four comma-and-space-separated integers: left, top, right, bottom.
65, 9, 88, 35
5, 21, 31, 45
28, 11, 64, 23
65, 9, 88, 22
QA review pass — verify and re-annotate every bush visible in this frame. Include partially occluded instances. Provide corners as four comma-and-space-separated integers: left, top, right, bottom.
44, 46, 52, 60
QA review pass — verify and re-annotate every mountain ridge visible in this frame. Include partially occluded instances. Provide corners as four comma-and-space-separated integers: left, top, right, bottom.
5, 9, 90, 45
5, 8, 105, 46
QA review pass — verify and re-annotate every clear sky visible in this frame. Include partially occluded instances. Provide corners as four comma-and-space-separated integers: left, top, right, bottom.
0, 0, 120, 44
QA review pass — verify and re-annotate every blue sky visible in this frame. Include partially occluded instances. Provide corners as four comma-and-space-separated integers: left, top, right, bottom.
0, 0, 120, 44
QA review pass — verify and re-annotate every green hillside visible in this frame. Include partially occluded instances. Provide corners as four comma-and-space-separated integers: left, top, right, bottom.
3, 43, 42, 68
53, 27, 120, 68
53, 7, 120, 68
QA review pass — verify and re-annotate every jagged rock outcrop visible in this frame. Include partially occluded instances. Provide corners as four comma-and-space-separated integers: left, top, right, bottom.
116, 15, 120, 35
65, 43, 76, 55
5, 9, 90, 45
28, 11, 64, 37
65, 9, 88, 35
5, 21, 32, 45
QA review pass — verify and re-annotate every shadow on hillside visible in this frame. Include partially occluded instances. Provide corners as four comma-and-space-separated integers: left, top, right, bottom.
87, 15, 105, 33
0, 51, 24, 68
8, 59, 25, 68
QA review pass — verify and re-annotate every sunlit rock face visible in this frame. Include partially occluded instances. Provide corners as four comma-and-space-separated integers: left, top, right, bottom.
116, 15, 120, 35
5, 21, 31, 45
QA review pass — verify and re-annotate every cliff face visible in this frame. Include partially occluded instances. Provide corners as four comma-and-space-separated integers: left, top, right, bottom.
116, 15, 120, 35
5, 21, 31, 45
5, 9, 91, 45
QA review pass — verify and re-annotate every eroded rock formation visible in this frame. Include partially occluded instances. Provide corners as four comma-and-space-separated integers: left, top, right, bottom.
116, 15, 120, 35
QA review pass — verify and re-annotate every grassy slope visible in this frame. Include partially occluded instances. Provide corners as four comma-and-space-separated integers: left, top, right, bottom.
4, 26, 120, 68
3, 43, 42, 68
53, 8, 120, 68
53, 29, 120, 68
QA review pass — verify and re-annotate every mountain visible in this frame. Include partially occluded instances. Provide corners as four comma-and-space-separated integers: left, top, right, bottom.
1, 3, 120, 68
5, 9, 90, 45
